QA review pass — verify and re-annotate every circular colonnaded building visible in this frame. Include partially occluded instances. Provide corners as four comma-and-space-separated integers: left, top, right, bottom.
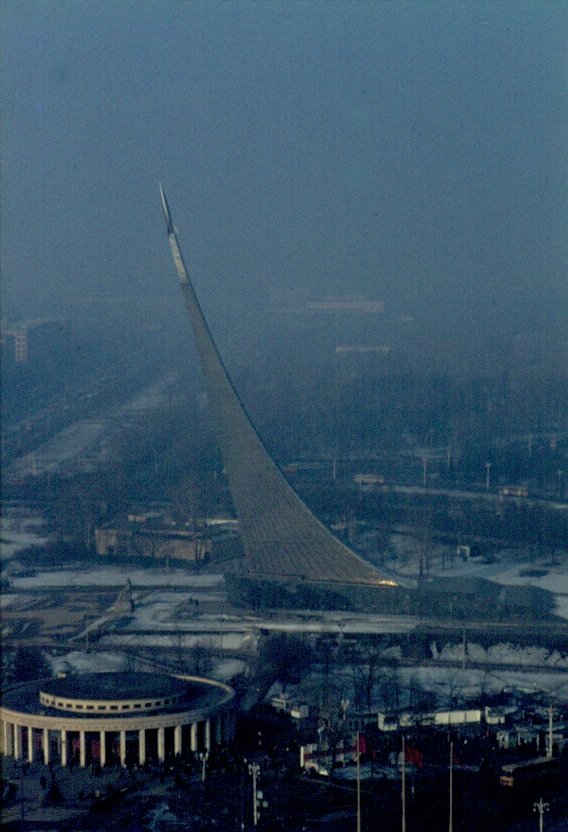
0, 671, 235, 768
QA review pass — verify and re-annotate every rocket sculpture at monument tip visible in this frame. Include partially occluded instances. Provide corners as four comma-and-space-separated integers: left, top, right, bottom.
159, 183, 174, 236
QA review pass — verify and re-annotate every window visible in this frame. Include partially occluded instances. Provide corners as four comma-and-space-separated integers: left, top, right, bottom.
110, 706, 118, 711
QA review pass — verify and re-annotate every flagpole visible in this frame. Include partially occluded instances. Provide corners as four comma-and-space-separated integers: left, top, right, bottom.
448, 740, 453, 832
401, 736, 406, 832
356, 730, 361, 832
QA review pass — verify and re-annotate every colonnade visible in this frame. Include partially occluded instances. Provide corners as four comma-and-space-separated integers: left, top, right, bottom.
1, 709, 234, 769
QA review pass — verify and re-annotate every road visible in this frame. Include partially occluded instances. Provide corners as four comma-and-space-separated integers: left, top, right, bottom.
4, 376, 175, 481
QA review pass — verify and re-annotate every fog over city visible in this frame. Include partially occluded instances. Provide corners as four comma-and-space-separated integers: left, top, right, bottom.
2, 2, 567, 355
1, 3, 568, 831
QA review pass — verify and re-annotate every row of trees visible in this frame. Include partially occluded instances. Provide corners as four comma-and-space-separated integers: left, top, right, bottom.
255, 633, 473, 717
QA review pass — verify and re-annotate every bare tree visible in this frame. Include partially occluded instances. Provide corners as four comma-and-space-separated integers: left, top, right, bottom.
441, 668, 466, 708
377, 665, 402, 711
188, 640, 214, 676
351, 645, 383, 712
257, 633, 314, 691
170, 476, 209, 563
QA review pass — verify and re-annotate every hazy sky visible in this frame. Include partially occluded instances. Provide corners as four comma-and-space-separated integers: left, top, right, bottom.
1, 1, 567, 341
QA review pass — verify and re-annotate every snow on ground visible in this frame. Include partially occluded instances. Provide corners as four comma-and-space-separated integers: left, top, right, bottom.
554, 595, 568, 619
49, 650, 128, 675
0, 513, 49, 560
5, 379, 173, 479
95, 604, 419, 655
385, 532, 568, 619
7, 419, 110, 477
215, 659, 246, 679
431, 641, 568, 669
407, 666, 568, 704
0, 594, 20, 609
10, 567, 225, 590
289, 663, 568, 709
102, 608, 418, 642
101, 633, 253, 651
0, 593, 50, 611
48, 649, 245, 682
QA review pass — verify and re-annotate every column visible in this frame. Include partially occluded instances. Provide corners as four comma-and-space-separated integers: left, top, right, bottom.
204, 719, 211, 752
138, 729, 146, 766
174, 725, 182, 757
190, 722, 197, 752
42, 728, 50, 765
79, 731, 86, 768
157, 727, 165, 762
13, 725, 22, 760
28, 726, 34, 763
60, 730, 67, 767
4, 722, 13, 757
99, 731, 106, 768
119, 730, 127, 767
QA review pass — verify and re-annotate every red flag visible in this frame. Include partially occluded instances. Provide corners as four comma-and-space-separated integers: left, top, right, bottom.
404, 745, 424, 768
354, 734, 367, 756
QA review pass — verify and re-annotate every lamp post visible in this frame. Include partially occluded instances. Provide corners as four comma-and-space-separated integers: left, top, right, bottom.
546, 706, 554, 759
485, 462, 492, 492
199, 752, 208, 782
401, 736, 406, 832
533, 798, 549, 832
448, 741, 453, 832
421, 454, 428, 487
246, 761, 262, 828
355, 731, 362, 832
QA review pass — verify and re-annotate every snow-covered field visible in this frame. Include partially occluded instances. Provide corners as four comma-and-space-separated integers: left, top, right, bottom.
384, 533, 568, 619
3, 505, 568, 705
9, 567, 225, 589
431, 641, 568, 670
289, 663, 568, 708
48, 649, 245, 682
0, 512, 48, 560
408, 665, 568, 704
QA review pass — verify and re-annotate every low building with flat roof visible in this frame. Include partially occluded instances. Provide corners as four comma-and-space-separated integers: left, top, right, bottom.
0, 671, 235, 768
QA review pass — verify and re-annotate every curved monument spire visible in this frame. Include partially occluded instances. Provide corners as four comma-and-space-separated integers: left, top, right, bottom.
160, 185, 397, 587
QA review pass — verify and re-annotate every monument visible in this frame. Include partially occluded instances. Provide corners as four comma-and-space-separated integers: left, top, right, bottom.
159, 186, 554, 621
159, 186, 404, 611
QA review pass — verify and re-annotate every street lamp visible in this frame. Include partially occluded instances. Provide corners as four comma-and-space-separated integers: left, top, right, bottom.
245, 761, 266, 828
485, 462, 492, 492
199, 751, 209, 782
448, 740, 454, 832
421, 453, 428, 487
533, 798, 549, 832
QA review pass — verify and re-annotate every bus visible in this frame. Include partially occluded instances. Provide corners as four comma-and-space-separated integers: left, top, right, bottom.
499, 485, 529, 498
